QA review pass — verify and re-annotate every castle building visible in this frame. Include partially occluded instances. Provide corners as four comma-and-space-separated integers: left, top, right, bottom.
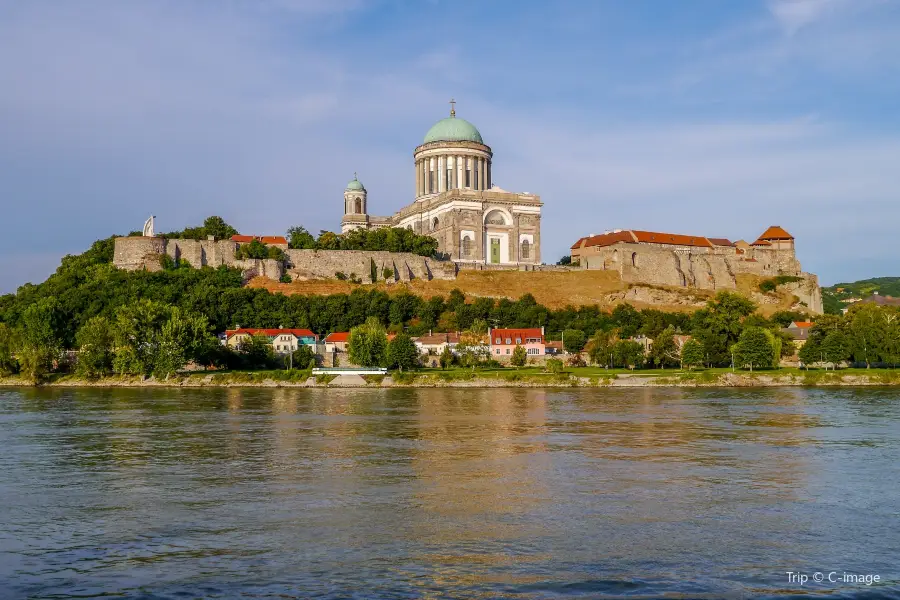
341, 103, 543, 265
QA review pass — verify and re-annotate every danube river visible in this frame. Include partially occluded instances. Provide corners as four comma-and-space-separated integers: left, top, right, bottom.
1, 387, 898, 599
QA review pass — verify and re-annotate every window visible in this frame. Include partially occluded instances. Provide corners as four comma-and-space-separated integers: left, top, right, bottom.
521, 239, 530, 259
505, 338, 511, 344
432, 217, 439, 231
496, 349, 500, 355
355, 198, 362, 214
495, 338, 501, 344
462, 235, 472, 258
465, 169, 471, 188
506, 349, 510, 355
515, 337, 522, 344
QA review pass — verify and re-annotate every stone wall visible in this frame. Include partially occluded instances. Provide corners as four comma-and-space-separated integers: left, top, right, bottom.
285, 249, 456, 283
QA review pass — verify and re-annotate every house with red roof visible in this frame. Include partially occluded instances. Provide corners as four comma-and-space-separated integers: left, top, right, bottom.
224, 328, 318, 354
324, 332, 350, 353
230, 235, 289, 249
489, 327, 545, 360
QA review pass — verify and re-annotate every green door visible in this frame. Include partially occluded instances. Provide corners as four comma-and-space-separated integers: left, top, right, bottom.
490, 238, 500, 264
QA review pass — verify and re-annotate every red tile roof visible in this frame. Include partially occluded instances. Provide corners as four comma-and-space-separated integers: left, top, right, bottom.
226, 328, 318, 340
325, 332, 349, 343
758, 225, 794, 240
491, 328, 544, 344
751, 239, 772, 246
415, 333, 461, 345
790, 321, 814, 329
573, 230, 733, 250
230, 235, 288, 245
631, 230, 715, 248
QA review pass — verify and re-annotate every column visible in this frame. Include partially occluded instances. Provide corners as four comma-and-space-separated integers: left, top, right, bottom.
458, 155, 465, 189
415, 160, 421, 197
437, 156, 445, 192
480, 158, 486, 191
422, 160, 427, 196
486, 160, 491, 190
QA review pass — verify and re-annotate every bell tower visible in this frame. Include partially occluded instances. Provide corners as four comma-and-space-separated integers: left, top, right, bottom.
341, 173, 368, 233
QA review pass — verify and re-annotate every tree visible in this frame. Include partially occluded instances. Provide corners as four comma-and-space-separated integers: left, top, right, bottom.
470, 318, 488, 336
439, 345, 454, 369
348, 317, 388, 367
650, 325, 679, 368
238, 334, 278, 370
75, 316, 114, 379
680, 338, 704, 370
822, 331, 851, 368
18, 297, 63, 382
286, 225, 317, 250
612, 340, 646, 369
557, 255, 572, 266
562, 329, 586, 354
848, 304, 885, 368
291, 344, 315, 369
112, 300, 172, 376
386, 333, 419, 371
511, 345, 528, 368
201, 216, 238, 240
691, 291, 757, 366
0, 323, 19, 376
154, 308, 213, 378
611, 304, 643, 338
587, 330, 616, 366
733, 327, 774, 371
798, 338, 821, 368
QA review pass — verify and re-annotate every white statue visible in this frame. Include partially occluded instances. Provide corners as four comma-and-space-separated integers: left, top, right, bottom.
142, 215, 156, 237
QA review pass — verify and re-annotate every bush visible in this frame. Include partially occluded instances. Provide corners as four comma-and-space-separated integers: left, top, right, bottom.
545, 358, 564, 374
335, 272, 348, 281
382, 267, 394, 280
566, 354, 586, 368
279, 274, 292, 284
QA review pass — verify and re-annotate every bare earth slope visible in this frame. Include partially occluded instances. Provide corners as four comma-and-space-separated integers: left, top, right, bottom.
249, 270, 807, 315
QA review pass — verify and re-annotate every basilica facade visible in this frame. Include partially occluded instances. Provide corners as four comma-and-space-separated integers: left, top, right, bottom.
341, 105, 543, 265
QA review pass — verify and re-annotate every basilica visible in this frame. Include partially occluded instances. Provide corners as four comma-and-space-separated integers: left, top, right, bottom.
341, 103, 543, 265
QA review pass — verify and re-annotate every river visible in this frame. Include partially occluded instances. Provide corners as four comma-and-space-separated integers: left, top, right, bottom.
1, 387, 897, 599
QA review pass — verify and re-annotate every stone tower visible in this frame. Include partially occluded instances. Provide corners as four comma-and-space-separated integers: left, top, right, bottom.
341, 174, 368, 233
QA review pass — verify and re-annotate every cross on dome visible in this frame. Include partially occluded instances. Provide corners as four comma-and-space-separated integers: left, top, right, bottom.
449, 98, 456, 117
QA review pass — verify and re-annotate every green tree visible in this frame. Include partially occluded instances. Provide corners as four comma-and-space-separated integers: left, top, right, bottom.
386, 333, 419, 371
587, 330, 616, 366
348, 317, 388, 367
511, 345, 528, 368
470, 318, 488, 336
112, 299, 171, 376
238, 334, 278, 370
822, 330, 851, 368
848, 304, 885, 368
680, 338, 704, 370
201, 216, 238, 240
650, 325, 679, 368
612, 340, 646, 369
691, 291, 757, 366
611, 304, 643, 338
0, 323, 19, 376
291, 344, 316, 369
286, 225, 317, 250
154, 308, 213, 378
562, 329, 586, 354
439, 345, 454, 369
733, 327, 774, 371
18, 297, 63, 382
798, 338, 821, 368
75, 316, 114, 379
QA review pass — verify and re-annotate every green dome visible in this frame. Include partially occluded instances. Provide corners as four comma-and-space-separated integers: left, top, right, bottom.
346, 175, 365, 192
424, 116, 483, 144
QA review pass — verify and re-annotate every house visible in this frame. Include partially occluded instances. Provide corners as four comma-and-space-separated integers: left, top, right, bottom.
324, 332, 350, 353
545, 340, 564, 356
224, 328, 318, 354
489, 327, 545, 359
413, 332, 461, 356
783, 321, 814, 348
230, 234, 289, 249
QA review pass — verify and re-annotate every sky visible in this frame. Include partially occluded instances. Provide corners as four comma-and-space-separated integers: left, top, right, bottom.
2, 0, 899, 293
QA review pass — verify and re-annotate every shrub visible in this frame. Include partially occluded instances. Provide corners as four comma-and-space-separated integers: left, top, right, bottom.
382, 267, 394, 280
545, 358, 564, 374
279, 274, 292, 284
335, 272, 348, 281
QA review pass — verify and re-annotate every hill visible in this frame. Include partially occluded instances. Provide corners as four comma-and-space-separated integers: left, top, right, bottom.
822, 277, 900, 314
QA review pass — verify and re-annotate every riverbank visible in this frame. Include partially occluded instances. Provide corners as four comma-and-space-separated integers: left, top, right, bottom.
4, 367, 900, 388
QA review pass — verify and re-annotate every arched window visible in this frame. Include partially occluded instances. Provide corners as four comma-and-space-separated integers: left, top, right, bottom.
484, 210, 506, 226
631, 252, 638, 267
432, 217, 439, 231
521, 239, 530, 259
462, 235, 472, 257
612, 249, 619, 262
355, 198, 362, 214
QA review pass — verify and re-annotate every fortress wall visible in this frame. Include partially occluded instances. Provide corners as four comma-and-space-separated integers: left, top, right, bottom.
113, 237, 166, 271
284, 249, 457, 283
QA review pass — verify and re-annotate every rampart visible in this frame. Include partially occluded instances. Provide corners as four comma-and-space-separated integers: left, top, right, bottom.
285, 250, 456, 283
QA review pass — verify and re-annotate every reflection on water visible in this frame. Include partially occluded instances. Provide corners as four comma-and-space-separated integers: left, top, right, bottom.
1, 387, 898, 598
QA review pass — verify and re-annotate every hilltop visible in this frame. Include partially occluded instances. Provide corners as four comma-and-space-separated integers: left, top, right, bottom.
823, 277, 900, 314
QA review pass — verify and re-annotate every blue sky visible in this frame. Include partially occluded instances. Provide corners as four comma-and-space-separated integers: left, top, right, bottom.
2, 0, 899, 292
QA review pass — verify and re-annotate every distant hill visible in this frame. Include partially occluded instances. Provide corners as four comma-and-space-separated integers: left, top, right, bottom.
822, 277, 900, 314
